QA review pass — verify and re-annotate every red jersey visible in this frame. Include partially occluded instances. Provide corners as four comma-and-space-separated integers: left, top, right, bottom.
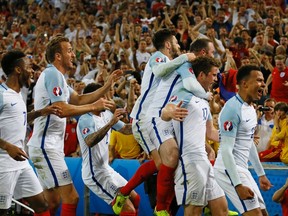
222, 69, 238, 92
271, 67, 288, 103
64, 122, 78, 156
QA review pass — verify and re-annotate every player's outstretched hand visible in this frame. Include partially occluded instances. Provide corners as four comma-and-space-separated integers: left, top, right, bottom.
41, 104, 62, 117
5, 143, 28, 161
235, 184, 254, 200
106, 69, 123, 85
171, 101, 188, 121
259, 175, 273, 191
92, 98, 115, 111
111, 108, 126, 125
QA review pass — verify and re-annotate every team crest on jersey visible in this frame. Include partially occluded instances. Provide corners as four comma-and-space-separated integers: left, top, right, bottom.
223, 121, 233, 131
189, 68, 194, 74
169, 95, 177, 102
82, 128, 90, 135
53, 87, 62, 96
155, 57, 164, 63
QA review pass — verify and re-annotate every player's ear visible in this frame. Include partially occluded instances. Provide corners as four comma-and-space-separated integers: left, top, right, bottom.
55, 53, 61, 61
165, 41, 171, 50
15, 65, 21, 75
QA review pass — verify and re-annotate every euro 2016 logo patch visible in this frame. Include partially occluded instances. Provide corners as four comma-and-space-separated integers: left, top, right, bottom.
223, 121, 233, 131
169, 95, 178, 102
155, 57, 164, 63
82, 128, 90, 135
53, 87, 62, 96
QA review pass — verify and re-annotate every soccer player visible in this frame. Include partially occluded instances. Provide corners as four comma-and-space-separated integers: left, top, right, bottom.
0, 50, 61, 216
77, 83, 139, 216
161, 56, 228, 216
112, 29, 197, 215
27, 34, 121, 216
214, 65, 272, 215
113, 36, 216, 216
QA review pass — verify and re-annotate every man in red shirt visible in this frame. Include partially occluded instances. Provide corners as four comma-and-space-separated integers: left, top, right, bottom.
229, 37, 249, 68
265, 55, 288, 103
272, 178, 288, 216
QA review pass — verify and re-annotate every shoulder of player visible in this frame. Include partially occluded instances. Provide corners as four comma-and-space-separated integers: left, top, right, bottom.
78, 112, 94, 123
150, 51, 167, 62
43, 66, 63, 78
221, 96, 243, 113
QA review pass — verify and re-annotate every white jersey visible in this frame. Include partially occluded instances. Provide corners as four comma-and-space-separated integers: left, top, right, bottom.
170, 88, 211, 161
256, 115, 274, 152
77, 111, 124, 181
0, 83, 30, 172
147, 62, 208, 117
130, 51, 188, 120
214, 94, 257, 170
147, 68, 180, 118
27, 64, 73, 151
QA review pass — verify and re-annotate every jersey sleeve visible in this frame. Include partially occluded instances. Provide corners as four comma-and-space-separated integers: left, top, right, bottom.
77, 114, 96, 140
176, 62, 209, 100
150, 52, 188, 77
44, 68, 68, 103
168, 87, 193, 108
219, 102, 240, 138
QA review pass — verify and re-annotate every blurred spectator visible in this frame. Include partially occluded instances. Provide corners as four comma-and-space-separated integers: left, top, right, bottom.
207, 112, 220, 156
73, 80, 86, 95
13, 34, 27, 49
131, 39, 151, 70
229, 36, 249, 68
265, 55, 288, 103
256, 98, 276, 153
259, 102, 288, 161
109, 102, 145, 162
64, 117, 80, 157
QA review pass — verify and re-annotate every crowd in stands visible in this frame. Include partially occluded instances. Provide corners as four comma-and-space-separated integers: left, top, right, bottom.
0, 0, 288, 162
1, 0, 288, 214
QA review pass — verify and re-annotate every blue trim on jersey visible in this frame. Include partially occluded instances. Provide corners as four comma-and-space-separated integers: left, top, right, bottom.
136, 121, 151, 153
159, 75, 180, 117
0, 83, 7, 90
179, 122, 187, 205
41, 114, 59, 187
224, 170, 247, 212
152, 117, 162, 145
136, 73, 154, 119
235, 95, 244, 104
88, 147, 114, 199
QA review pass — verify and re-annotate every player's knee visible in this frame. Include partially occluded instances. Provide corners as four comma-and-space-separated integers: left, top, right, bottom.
216, 207, 229, 216
62, 188, 79, 204
69, 194, 79, 205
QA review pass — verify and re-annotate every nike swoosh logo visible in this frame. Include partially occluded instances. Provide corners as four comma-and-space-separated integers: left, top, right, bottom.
245, 119, 250, 122
11, 102, 17, 106
195, 101, 200, 103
